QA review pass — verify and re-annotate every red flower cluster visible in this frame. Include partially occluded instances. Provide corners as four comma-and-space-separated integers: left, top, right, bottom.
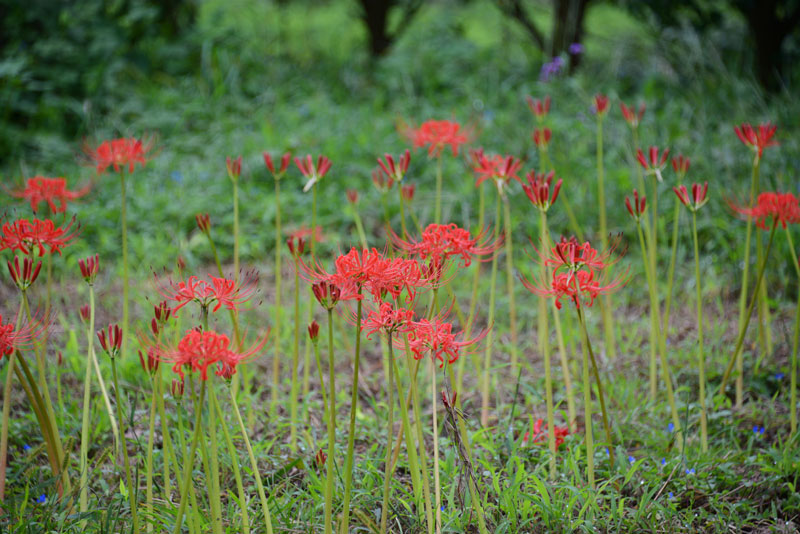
97, 324, 123, 358
522, 237, 626, 310
7, 256, 42, 290
0, 217, 80, 256
404, 317, 487, 367
734, 122, 778, 159
226, 155, 243, 180
732, 192, 800, 230
0, 314, 46, 359
263, 151, 291, 178
86, 137, 153, 174
10, 176, 90, 213
673, 182, 709, 212
593, 94, 609, 117
78, 254, 100, 284
362, 301, 415, 339
471, 150, 522, 192
155, 329, 268, 381
526, 95, 551, 121
404, 119, 469, 157
377, 150, 411, 183
636, 146, 669, 178
532, 128, 552, 148
523, 171, 562, 212
371, 168, 394, 193
620, 102, 645, 128
155, 272, 259, 314
522, 418, 570, 449
393, 223, 501, 268
672, 154, 690, 178
295, 154, 332, 192
625, 189, 647, 221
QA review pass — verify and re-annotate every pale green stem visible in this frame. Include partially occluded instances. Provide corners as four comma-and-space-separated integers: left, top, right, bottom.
120, 169, 130, 364
173, 379, 206, 534
691, 212, 708, 452
207, 383, 223, 534
339, 293, 364, 534
91, 332, 119, 455
111, 356, 139, 532
214, 384, 250, 534
324, 309, 336, 534
435, 156, 443, 224
387, 344, 422, 511
398, 183, 408, 240
313, 340, 328, 418
274, 177, 283, 415
145, 375, 157, 533
353, 207, 369, 250
457, 184, 485, 393
79, 285, 96, 515
720, 223, 777, 395
540, 211, 556, 478
579, 306, 594, 489
379, 339, 395, 534
408, 343, 434, 534
577, 308, 614, 463
597, 117, 616, 359
430, 357, 442, 534
0, 300, 25, 505
155, 365, 172, 500
663, 198, 681, 335
290, 260, 301, 451
481, 193, 502, 427
502, 197, 519, 374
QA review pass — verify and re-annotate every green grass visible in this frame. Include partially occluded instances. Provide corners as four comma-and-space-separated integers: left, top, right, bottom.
2, 1, 800, 532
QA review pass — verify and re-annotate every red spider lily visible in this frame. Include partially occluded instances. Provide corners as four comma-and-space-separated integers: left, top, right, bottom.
526, 95, 551, 120
403, 317, 488, 368
7, 256, 42, 291
97, 324, 123, 358
138, 348, 160, 375
371, 167, 394, 193
0, 314, 47, 359
346, 190, 359, 204
522, 170, 562, 212
593, 94, 609, 117
295, 154, 332, 192
403, 119, 470, 158
9, 176, 90, 214
532, 128, 552, 148
470, 149, 523, 193
78, 254, 99, 284
671, 154, 690, 178
673, 182, 709, 212
287, 236, 306, 258
312, 280, 343, 310
362, 301, 415, 339
392, 223, 501, 267
636, 146, 669, 179
155, 271, 259, 314
308, 321, 320, 342
539, 236, 620, 274
731, 192, 800, 230
0, 217, 80, 257
85, 137, 154, 175
522, 418, 570, 449
214, 331, 269, 380
620, 102, 645, 128
151, 329, 225, 380
226, 156, 242, 180
79, 305, 90, 323
287, 225, 324, 244
195, 213, 211, 234
734, 122, 778, 159
154, 301, 171, 324
625, 189, 647, 221
401, 184, 415, 202
315, 449, 327, 468
171, 378, 184, 399
377, 150, 411, 182
264, 151, 291, 178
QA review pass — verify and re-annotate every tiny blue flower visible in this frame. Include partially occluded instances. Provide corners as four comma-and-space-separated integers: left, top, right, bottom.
628, 456, 635, 464
441, 505, 445, 512
667, 423, 675, 433
22, 444, 30, 452
170, 171, 183, 183
685, 468, 695, 475
36, 494, 46, 504
774, 372, 785, 380
752, 425, 765, 435
661, 458, 666, 466
568, 43, 584, 55
668, 492, 674, 500
605, 447, 610, 456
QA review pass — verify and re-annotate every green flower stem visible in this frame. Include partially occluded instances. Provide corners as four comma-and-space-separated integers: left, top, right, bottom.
313, 339, 329, 418
636, 222, 682, 446
782, 227, 800, 434
290, 257, 301, 451
379, 338, 396, 534
324, 309, 336, 534
502, 197, 519, 374
430, 358, 442, 534
174, 398, 202, 534
736, 160, 758, 407
79, 285, 95, 515
720, 222, 778, 395
457, 183, 485, 393
173, 379, 206, 534
339, 291, 364, 534
300, 184, 319, 406
691, 212, 708, 452
207, 383, 223, 534
352, 205, 369, 250
110, 355, 139, 533
398, 183, 408, 240
753, 156, 772, 367
662, 197, 681, 336
274, 176, 283, 415
145, 374, 158, 533
596, 116, 616, 359
232, 177, 240, 279
91, 329, 119, 455
539, 211, 556, 478
578, 306, 595, 489
542, 148, 583, 240
213, 384, 250, 534
406, 340, 434, 534
231, 382, 275, 534
155, 365, 174, 500
119, 169, 130, 365
577, 308, 614, 465
435, 155, 443, 224
481, 193, 502, 427
551, 302, 576, 431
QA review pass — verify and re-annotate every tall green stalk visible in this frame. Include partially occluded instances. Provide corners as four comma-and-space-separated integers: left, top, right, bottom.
145, 372, 158, 533
430, 358, 442, 534
213, 388, 250, 534
579, 307, 594, 489
481, 194, 502, 427
273, 176, 283, 416
79, 286, 96, 515
379, 340, 395, 534
503, 198, 519, 374
457, 184, 485, 393
785, 228, 800, 434
173, 380, 206, 534
207, 384, 223, 534
690, 212, 708, 451
539, 211, 556, 478
339, 292, 364, 534
111, 354, 139, 532
662, 198, 681, 334
596, 115, 616, 359
290, 255, 301, 451
0, 300, 25, 504
435, 156, 443, 224
736, 159, 758, 407
324, 309, 336, 534
120, 169, 130, 363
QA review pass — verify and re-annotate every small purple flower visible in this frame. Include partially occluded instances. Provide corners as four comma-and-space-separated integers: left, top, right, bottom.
628, 455, 635, 464
568, 42, 584, 55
